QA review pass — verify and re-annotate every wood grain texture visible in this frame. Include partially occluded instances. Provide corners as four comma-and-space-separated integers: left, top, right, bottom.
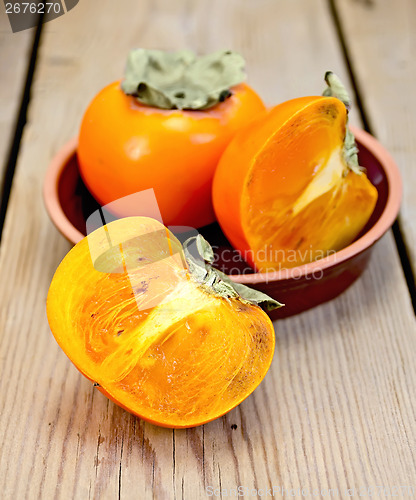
0, 1, 415, 499
0, 10, 33, 199
335, 0, 416, 268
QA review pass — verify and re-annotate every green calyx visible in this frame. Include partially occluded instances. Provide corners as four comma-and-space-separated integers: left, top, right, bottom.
121, 49, 246, 110
323, 71, 364, 175
183, 234, 283, 312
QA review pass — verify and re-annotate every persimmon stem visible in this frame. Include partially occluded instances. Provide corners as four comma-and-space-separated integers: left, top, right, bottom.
183, 235, 283, 311
121, 49, 246, 110
323, 71, 364, 175
323, 71, 351, 111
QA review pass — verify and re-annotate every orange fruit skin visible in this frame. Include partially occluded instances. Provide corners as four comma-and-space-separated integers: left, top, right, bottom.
78, 81, 266, 228
212, 96, 378, 271
46, 217, 275, 428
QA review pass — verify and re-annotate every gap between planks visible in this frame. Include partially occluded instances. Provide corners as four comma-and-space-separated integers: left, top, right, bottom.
0, 13, 44, 243
327, 0, 416, 314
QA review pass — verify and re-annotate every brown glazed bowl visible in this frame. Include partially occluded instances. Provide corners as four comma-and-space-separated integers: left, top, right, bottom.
44, 126, 402, 318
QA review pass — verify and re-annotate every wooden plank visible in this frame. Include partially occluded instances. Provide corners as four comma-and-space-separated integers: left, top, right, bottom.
334, 0, 416, 268
0, 0, 415, 499
0, 10, 33, 198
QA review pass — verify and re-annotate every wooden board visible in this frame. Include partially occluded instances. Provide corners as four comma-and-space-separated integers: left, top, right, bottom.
335, 0, 416, 268
0, 1, 415, 498
0, 10, 33, 197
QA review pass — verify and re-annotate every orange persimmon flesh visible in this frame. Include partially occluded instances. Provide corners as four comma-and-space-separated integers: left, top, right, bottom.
213, 96, 378, 271
47, 217, 275, 428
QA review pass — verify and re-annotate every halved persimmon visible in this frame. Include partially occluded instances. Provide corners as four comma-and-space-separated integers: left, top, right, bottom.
212, 73, 378, 271
46, 217, 279, 428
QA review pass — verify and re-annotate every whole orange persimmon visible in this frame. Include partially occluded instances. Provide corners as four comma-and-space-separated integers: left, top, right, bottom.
78, 49, 265, 228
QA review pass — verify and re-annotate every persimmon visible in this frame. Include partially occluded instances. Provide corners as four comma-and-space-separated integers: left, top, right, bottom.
46, 217, 280, 428
212, 72, 378, 271
77, 49, 266, 228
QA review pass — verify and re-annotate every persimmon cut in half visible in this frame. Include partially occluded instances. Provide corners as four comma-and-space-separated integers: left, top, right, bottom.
212, 72, 378, 271
46, 217, 280, 428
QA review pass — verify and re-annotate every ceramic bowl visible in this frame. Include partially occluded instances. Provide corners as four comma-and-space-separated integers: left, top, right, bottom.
43, 127, 402, 318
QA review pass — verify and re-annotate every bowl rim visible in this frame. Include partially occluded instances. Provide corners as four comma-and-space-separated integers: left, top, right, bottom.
43, 136, 85, 246
43, 126, 402, 283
